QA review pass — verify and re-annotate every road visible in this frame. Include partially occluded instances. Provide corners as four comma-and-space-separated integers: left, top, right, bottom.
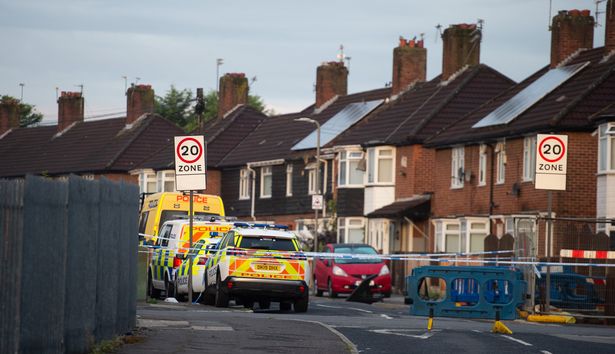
121, 294, 615, 354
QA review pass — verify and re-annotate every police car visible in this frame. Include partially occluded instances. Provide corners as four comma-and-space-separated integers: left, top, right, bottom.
174, 238, 221, 301
203, 223, 310, 312
147, 218, 233, 299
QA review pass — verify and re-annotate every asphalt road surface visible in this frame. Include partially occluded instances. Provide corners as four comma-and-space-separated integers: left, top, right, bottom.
120, 294, 615, 353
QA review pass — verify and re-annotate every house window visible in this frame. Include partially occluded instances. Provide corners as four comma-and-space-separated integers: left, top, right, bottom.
239, 168, 250, 200
598, 123, 615, 173
260, 166, 272, 198
339, 151, 364, 187
451, 146, 465, 189
445, 223, 460, 252
495, 142, 506, 184
156, 171, 176, 192
308, 167, 317, 195
523, 136, 537, 181
286, 164, 293, 197
367, 147, 394, 184
138, 170, 157, 194
478, 145, 487, 186
338, 217, 365, 243
468, 220, 487, 252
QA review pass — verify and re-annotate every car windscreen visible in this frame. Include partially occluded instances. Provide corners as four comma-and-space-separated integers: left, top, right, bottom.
238, 236, 297, 251
333, 246, 381, 264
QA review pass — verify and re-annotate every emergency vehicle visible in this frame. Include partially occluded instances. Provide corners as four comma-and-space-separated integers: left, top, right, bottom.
203, 223, 310, 312
138, 192, 225, 244
147, 218, 233, 299
174, 238, 221, 301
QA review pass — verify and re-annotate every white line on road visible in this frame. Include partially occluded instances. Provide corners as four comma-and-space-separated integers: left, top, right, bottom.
380, 314, 393, 320
472, 330, 481, 333
291, 319, 359, 354
502, 335, 533, 346
540, 350, 553, 354
190, 325, 234, 331
370, 329, 439, 339
317, 304, 373, 313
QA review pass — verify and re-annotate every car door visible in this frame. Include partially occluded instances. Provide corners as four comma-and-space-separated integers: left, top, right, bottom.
315, 245, 331, 288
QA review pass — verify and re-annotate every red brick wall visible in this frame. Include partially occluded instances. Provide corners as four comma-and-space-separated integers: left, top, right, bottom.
442, 24, 480, 81
218, 73, 248, 119
316, 62, 348, 109
550, 10, 594, 68
392, 40, 426, 96
396, 145, 435, 199
126, 84, 154, 124
57, 92, 83, 132
206, 169, 222, 196
606, 0, 615, 51
0, 99, 19, 134
431, 132, 597, 219
98, 173, 138, 184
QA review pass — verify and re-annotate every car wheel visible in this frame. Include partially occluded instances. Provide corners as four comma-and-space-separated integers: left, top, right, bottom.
148, 271, 161, 299
384, 291, 391, 298
258, 299, 271, 310
203, 274, 215, 305
294, 293, 309, 313
314, 278, 323, 297
280, 302, 292, 311
214, 272, 229, 307
328, 279, 337, 298
243, 299, 255, 309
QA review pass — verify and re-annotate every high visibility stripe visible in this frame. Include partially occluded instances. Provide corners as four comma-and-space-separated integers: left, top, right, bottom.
560, 249, 615, 259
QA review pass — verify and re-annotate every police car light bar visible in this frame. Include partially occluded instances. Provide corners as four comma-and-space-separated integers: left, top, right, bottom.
232, 222, 289, 230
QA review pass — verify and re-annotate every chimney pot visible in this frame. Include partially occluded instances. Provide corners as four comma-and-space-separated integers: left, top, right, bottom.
126, 84, 155, 124
441, 23, 481, 81
57, 91, 84, 132
315, 61, 348, 109
218, 73, 249, 119
550, 9, 594, 68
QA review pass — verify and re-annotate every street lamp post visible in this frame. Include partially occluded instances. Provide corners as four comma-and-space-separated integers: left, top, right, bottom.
216, 58, 224, 93
294, 118, 321, 253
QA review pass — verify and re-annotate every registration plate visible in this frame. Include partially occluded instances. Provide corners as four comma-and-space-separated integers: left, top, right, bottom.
254, 263, 280, 272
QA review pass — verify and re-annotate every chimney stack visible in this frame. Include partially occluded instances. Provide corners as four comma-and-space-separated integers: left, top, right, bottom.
606, 0, 615, 52
126, 84, 155, 124
0, 97, 20, 135
441, 23, 481, 81
392, 36, 426, 96
57, 91, 84, 132
315, 61, 348, 109
218, 73, 248, 119
550, 10, 594, 68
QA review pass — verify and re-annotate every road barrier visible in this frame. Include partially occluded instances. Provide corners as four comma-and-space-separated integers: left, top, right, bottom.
0, 175, 139, 354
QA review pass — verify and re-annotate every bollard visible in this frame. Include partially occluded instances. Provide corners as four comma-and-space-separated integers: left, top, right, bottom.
428, 307, 434, 331
492, 308, 512, 334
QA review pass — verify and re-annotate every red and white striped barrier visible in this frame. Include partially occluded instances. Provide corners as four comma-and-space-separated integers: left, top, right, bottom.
560, 249, 615, 259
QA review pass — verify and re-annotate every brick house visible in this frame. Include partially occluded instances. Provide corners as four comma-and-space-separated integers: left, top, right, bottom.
424, 8, 615, 258
0, 85, 183, 184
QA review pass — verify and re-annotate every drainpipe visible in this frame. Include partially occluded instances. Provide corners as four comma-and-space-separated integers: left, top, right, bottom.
247, 163, 257, 221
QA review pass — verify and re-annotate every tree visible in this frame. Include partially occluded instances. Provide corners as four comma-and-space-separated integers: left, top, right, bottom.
155, 86, 272, 131
0, 95, 44, 127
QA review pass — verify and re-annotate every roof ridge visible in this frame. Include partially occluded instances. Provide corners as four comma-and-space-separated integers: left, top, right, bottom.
105, 115, 155, 169
205, 105, 247, 144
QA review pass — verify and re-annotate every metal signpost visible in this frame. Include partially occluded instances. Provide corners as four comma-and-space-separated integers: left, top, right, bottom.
535, 134, 568, 312
174, 135, 207, 304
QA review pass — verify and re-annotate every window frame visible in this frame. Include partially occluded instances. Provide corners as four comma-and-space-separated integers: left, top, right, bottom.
260, 166, 272, 199
451, 146, 465, 189
478, 145, 487, 187
522, 136, 537, 182
598, 123, 615, 173
366, 146, 395, 185
495, 141, 506, 185
307, 167, 317, 195
337, 217, 365, 243
239, 168, 250, 200
156, 170, 176, 192
286, 164, 293, 197
338, 150, 365, 187
138, 170, 157, 194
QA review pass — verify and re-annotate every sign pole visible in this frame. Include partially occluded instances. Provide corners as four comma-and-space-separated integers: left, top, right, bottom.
545, 190, 552, 312
188, 190, 194, 304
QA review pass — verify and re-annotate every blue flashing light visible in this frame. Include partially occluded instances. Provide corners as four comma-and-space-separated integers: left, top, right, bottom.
234, 222, 250, 228
273, 224, 289, 230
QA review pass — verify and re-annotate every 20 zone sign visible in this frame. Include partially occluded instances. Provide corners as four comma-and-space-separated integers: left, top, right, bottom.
174, 136, 207, 191
535, 134, 568, 191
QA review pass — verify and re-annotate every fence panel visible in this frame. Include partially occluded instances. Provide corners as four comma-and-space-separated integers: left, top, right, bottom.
20, 176, 68, 353
64, 176, 100, 353
0, 179, 24, 354
117, 181, 139, 334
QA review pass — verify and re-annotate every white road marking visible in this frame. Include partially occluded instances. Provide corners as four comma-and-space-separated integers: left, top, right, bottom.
317, 304, 373, 313
540, 350, 553, 354
291, 319, 359, 354
472, 330, 481, 333
502, 335, 533, 346
370, 329, 439, 339
380, 314, 393, 320
191, 325, 233, 331
137, 319, 189, 327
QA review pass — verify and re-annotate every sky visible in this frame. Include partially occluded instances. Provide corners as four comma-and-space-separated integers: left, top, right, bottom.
0, 0, 609, 125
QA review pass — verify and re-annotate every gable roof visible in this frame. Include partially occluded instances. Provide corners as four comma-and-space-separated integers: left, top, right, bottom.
427, 47, 615, 147
0, 114, 183, 177
136, 105, 267, 170
217, 88, 391, 167
331, 64, 515, 147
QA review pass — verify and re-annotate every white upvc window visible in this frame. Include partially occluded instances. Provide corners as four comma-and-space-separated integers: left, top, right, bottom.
339, 150, 364, 187
138, 170, 157, 194
239, 168, 250, 200
286, 164, 293, 197
465, 218, 488, 252
367, 147, 394, 185
156, 170, 176, 192
451, 146, 465, 189
478, 144, 487, 186
523, 136, 537, 182
598, 123, 615, 173
338, 217, 365, 243
434, 219, 461, 253
260, 166, 272, 198
308, 167, 317, 195
495, 141, 506, 184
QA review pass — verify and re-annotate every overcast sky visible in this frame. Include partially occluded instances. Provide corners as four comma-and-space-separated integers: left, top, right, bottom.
0, 0, 608, 124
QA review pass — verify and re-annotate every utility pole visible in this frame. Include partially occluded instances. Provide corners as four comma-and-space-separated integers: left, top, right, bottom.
19, 83, 25, 101
216, 58, 224, 94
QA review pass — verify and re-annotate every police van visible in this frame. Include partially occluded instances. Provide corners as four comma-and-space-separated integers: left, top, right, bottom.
204, 223, 310, 312
138, 192, 225, 244
147, 218, 233, 299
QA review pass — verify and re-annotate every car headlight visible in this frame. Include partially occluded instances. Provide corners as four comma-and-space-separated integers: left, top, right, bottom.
332, 265, 348, 277
379, 264, 390, 276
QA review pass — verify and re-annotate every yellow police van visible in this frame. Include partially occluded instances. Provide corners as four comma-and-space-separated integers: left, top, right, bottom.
138, 192, 225, 244
147, 218, 233, 299
203, 223, 310, 312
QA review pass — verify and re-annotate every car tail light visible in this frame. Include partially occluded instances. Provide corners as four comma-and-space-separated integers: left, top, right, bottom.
299, 285, 305, 293
227, 248, 247, 257
173, 255, 183, 268
227, 282, 234, 289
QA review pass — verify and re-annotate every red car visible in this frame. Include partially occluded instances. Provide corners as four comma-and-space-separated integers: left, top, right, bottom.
313, 243, 391, 298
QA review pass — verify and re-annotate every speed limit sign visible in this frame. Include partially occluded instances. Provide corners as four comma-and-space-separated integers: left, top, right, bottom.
174, 135, 207, 191
535, 134, 567, 190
